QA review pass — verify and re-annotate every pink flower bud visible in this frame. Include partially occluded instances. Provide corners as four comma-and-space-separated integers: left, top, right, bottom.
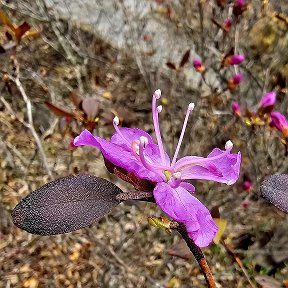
242, 199, 249, 209
193, 59, 205, 73
228, 74, 243, 90
243, 180, 252, 192
259, 91, 276, 108
235, 0, 245, 8
232, 101, 241, 117
224, 54, 245, 66
223, 19, 232, 32
270, 112, 288, 137
233, 0, 246, 16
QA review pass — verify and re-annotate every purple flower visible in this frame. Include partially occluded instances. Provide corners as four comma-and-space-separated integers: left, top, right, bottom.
232, 101, 241, 117
270, 112, 288, 137
74, 90, 241, 247
258, 92, 276, 108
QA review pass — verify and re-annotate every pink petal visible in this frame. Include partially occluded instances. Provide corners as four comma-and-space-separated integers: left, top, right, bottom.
74, 129, 163, 182
259, 92, 276, 108
111, 127, 170, 166
175, 150, 241, 185
153, 183, 217, 247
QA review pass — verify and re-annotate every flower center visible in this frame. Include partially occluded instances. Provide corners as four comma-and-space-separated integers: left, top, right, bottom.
112, 90, 195, 182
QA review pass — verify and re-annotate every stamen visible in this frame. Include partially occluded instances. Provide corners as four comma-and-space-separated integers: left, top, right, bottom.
225, 140, 233, 150
171, 103, 195, 167
140, 136, 148, 147
138, 137, 162, 174
154, 89, 161, 99
152, 90, 166, 164
113, 116, 131, 147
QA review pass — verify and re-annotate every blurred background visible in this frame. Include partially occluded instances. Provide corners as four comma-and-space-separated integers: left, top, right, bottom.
0, 0, 287, 287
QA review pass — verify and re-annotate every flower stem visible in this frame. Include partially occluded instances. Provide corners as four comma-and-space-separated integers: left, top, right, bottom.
171, 222, 216, 288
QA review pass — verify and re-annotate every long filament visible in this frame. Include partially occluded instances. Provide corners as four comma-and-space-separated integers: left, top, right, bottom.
171, 103, 195, 167
152, 90, 166, 164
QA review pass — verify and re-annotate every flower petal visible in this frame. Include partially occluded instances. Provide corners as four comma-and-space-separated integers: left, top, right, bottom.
74, 129, 163, 182
110, 128, 154, 150
175, 149, 241, 185
111, 128, 170, 166
153, 183, 217, 247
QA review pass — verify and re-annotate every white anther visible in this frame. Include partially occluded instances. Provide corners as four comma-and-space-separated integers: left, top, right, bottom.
188, 103, 195, 111
225, 140, 233, 150
173, 172, 181, 179
113, 116, 119, 125
227, 180, 235, 185
154, 89, 161, 99
140, 136, 148, 147
157, 105, 163, 113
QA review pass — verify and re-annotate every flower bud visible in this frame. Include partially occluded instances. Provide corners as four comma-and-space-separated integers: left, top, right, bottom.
270, 112, 288, 137
225, 54, 245, 66
232, 101, 241, 117
228, 74, 243, 90
223, 19, 232, 32
258, 92, 276, 109
193, 59, 205, 73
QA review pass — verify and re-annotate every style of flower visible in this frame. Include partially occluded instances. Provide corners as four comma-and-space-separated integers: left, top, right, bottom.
193, 59, 205, 73
74, 90, 241, 247
270, 112, 288, 137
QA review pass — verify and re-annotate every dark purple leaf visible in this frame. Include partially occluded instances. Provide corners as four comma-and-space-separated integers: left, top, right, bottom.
179, 49, 190, 67
12, 175, 123, 235
260, 174, 288, 213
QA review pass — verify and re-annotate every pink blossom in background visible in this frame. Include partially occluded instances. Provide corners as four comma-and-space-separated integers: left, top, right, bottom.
243, 180, 252, 192
223, 19, 232, 32
228, 73, 243, 90
193, 59, 205, 73
270, 112, 288, 137
74, 90, 241, 247
224, 54, 245, 66
232, 102, 241, 117
258, 92, 276, 108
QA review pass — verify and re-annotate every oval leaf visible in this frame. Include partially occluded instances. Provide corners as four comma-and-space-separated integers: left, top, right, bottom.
12, 175, 123, 235
260, 174, 288, 213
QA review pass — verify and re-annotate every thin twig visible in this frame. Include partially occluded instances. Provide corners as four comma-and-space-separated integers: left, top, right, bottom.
7, 61, 53, 179
170, 222, 216, 288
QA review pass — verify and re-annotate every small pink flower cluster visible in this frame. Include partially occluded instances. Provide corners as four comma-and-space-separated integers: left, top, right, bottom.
232, 91, 288, 139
